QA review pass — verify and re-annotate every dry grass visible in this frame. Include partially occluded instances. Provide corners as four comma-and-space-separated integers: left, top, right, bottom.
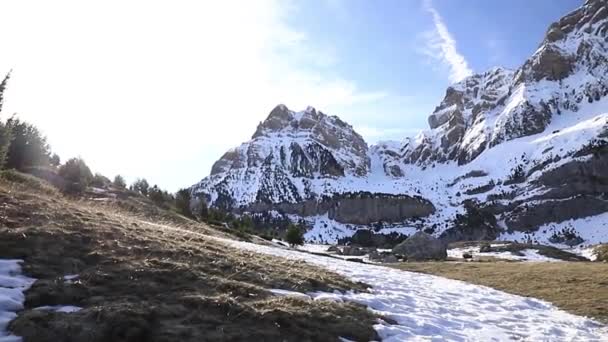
595, 244, 608, 262
0, 174, 379, 342
393, 261, 608, 323
0, 169, 60, 196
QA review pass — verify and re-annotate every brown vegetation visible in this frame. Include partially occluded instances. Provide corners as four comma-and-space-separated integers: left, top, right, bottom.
0, 172, 378, 342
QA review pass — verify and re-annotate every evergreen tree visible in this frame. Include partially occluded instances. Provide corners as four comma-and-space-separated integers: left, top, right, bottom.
0, 72, 12, 168
5, 116, 51, 170
58, 157, 93, 193
198, 197, 209, 219
113, 175, 126, 189
285, 224, 304, 247
90, 173, 111, 188
49, 153, 61, 167
148, 184, 165, 204
131, 178, 149, 196
175, 188, 193, 218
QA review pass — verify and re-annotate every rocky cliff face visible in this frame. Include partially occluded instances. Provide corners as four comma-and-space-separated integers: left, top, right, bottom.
392, 0, 608, 169
192, 0, 608, 245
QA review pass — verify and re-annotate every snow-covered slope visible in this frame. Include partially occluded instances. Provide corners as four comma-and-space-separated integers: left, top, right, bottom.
194, 104, 370, 209
218, 237, 608, 341
192, 0, 608, 245
397, 0, 608, 167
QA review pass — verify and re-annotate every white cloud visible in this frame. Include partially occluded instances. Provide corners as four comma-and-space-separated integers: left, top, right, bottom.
0, 0, 387, 190
421, 0, 473, 83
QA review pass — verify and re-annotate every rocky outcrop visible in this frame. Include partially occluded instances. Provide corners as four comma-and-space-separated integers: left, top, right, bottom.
403, 67, 514, 165
440, 201, 501, 243
207, 104, 370, 181
479, 142, 608, 232
505, 196, 608, 232
392, 232, 447, 261
396, 0, 608, 168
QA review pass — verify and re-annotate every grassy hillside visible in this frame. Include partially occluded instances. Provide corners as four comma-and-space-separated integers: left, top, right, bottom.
0, 171, 378, 342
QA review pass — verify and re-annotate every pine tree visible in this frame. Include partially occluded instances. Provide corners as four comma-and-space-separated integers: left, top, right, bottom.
198, 197, 209, 220
58, 157, 93, 193
113, 175, 126, 189
91, 173, 111, 188
131, 178, 149, 196
49, 153, 61, 167
0, 72, 12, 168
5, 116, 51, 170
175, 188, 193, 218
285, 224, 304, 247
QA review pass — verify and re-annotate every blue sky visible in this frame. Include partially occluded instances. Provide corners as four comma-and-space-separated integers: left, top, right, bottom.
281, 0, 581, 141
0, 0, 582, 191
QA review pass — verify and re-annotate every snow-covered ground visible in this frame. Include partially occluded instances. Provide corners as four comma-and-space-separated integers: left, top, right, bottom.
300, 243, 567, 263
447, 245, 565, 262
577, 246, 599, 262
219, 238, 608, 341
0, 260, 35, 342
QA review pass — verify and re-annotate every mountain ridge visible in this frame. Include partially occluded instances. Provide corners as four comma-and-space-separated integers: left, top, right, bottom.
192, 0, 608, 245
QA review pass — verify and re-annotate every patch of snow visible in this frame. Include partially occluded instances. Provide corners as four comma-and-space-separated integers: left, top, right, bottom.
34, 305, 82, 313
338, 337, 355, 342
448, 246, 564, 262
501, 212, 608, 246
63, 275, 79, 281
0, 260, 35, 342
268, 289, 311, 300
574, 246, 599, 261
309, 292, 344, 302
297, 244, 332, 254
217, 237, 607, 340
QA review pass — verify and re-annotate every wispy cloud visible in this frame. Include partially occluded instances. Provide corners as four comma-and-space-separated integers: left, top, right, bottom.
421, 0, 473, 83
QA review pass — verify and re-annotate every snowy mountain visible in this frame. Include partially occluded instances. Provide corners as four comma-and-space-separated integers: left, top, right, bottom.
192, 0, 608, 245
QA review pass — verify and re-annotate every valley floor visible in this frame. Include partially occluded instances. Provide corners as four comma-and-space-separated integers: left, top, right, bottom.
221, 238, 608, 341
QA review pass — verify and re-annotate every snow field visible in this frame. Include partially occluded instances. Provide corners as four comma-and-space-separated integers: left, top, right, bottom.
217, 238, 608, 341
0, 260, 35, 342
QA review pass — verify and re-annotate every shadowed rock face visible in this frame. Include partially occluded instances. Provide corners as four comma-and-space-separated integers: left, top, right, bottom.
480, 143, 608, 233
505, 196, 608, 232
242, 193, 435, 225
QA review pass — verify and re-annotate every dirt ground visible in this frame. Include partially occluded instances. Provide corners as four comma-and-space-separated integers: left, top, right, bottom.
0, 173, 380, 342
393, 260, 608, 323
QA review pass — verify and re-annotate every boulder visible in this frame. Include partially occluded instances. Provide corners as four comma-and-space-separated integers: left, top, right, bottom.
392, 232, 447, 261
368, 250, 381, 261
368, 251, 398, 263
326, 245, 341, 254
341, 246, 365, 256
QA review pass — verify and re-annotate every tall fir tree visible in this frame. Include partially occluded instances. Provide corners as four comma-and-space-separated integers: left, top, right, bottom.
4, 117, 51, 170
0, 72, 12, 168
